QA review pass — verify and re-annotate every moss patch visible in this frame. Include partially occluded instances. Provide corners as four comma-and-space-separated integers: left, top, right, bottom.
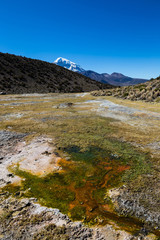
3, 142, 151, 234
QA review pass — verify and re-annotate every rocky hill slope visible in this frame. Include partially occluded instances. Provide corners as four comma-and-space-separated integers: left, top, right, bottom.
0, 53, 112, 94
92, 77, 160, 102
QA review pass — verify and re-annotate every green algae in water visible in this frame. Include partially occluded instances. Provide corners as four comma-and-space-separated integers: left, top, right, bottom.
2, 144, 153, 234
70, 206, 86, 221
5, 169, 75, 213
92, 188, 110, 204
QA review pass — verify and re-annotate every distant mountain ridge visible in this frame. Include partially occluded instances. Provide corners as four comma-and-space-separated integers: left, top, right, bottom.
54, 58, 148, 86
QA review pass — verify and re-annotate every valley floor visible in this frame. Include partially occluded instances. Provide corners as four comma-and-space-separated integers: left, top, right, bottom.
0, 92, 160, 240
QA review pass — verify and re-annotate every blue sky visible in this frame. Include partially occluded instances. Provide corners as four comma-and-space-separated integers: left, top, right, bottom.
0, 0, 160, 79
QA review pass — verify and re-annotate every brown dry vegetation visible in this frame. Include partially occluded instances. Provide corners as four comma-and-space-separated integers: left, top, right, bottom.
92, 77, 160, 102
0, 52, 112, 94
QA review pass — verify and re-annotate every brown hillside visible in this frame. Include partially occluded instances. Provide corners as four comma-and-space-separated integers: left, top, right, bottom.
0, 52, 112, 94
92, 77, 160, 102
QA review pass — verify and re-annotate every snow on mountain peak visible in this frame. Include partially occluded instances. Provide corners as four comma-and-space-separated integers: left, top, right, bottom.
54, 57, 84, 72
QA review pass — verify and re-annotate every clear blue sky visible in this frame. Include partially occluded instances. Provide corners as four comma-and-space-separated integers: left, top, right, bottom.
0, 0, 160, 79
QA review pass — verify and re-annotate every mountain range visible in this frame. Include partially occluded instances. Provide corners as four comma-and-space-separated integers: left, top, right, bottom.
54, 57, 148, 86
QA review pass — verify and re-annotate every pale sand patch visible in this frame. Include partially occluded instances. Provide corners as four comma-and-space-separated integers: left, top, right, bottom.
0, 159, 22, 188
93, 225, 132, 240
17, 137, 61, 176
0, 136, 61, 188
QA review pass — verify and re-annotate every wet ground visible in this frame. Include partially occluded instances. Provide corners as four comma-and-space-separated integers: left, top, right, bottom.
0, 92, 160, 239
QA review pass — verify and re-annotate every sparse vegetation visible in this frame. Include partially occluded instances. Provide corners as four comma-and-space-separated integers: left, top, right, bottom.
92, 77, 160, 102
0, 93, 160, 238
0, 52, 112, 94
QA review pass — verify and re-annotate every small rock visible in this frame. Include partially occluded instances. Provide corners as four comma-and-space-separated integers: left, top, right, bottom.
6, 181, 11, 185
7, 173, 14, 178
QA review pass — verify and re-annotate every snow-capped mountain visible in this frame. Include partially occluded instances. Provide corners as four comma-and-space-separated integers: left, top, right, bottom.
54, 57, 85, 73
54, 57, 148, 86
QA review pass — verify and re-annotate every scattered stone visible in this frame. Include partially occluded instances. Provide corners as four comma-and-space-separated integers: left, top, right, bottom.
7, 173, 14, 178
57, 102, 74, 108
